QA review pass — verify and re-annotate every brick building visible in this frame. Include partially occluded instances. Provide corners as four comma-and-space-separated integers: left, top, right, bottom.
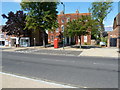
107, 13, 120, 48
0, 25, 30, 47
0, 25, 47, 47
0, 25, 10, 46
48, 10, 91, 46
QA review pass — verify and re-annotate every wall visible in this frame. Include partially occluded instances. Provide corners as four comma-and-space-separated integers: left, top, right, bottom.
108, 13, 120, 48
48, 10, 91, 45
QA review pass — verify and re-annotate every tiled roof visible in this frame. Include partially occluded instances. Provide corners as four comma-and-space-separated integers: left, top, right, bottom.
58, 13, 91, 16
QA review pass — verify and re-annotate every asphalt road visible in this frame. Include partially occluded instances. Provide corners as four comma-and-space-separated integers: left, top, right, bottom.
2, 51, 118, 88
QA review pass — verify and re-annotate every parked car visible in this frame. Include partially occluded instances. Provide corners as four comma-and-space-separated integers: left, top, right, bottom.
100, 42, 106, 46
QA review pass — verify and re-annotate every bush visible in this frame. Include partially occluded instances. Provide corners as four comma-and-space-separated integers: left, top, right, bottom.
84, 42, 88, 45
59, 41, 63, 44
101, 37, 108, 44
71, 42, 75, 45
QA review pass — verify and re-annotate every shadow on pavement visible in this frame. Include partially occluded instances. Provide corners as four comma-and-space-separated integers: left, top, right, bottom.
45, 44, 101, 49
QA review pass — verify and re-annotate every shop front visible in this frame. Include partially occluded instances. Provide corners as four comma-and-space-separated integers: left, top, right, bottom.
20, 37, 30, 47
10, 37, 30, 47
0, 40, 5, 46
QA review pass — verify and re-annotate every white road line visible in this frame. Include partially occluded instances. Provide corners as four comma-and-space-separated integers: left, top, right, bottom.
0, 72, 77, 88
93, 63, 117, 66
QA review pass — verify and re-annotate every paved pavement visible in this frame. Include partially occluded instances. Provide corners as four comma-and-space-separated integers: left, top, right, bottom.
2, 52, 118, 88
0, 46, 119, 58
15, 49, 82, 56
1, 72, 75, 88
80, 47, 119, 58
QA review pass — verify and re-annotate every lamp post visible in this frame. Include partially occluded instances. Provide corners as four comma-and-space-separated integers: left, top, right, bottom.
34, 38, 36, 47
61, 2, 65, 49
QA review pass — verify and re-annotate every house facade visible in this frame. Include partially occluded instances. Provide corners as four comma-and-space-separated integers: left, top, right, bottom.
0, 25, 31, 47
48, 10, 91, 45
0, 25, 48, 47
107, 13, 120, 48
0, 25, 9, 46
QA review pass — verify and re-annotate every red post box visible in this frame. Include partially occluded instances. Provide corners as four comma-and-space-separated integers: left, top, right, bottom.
54, 38, 59, 48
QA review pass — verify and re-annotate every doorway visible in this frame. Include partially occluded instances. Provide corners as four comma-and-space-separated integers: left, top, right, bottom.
0, 41, 5, 46
11, 39, 16, 46
110, 38, 117, 47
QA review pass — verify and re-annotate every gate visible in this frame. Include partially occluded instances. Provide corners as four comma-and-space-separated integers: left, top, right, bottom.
110, 38, 117, 47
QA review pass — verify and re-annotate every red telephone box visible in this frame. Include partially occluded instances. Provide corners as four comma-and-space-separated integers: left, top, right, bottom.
54, 38, 59, 48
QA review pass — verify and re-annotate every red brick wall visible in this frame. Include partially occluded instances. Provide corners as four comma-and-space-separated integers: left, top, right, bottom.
108, 26, 120, 48
48, 11, 91, 45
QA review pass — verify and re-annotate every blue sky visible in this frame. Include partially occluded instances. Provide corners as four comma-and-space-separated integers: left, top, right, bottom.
0, 1, 119, 31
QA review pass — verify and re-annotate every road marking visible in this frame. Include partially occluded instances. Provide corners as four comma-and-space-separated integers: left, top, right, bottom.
41, 58, 77, 63
93, 63, 117, 66
0, 72, 77, 88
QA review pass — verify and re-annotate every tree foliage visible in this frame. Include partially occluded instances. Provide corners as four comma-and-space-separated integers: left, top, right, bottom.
65, 15, 98, 37
89, 1, 113, 40
2, 11, 29, 36
64, 15, 98, 48
20, 1, 59, 47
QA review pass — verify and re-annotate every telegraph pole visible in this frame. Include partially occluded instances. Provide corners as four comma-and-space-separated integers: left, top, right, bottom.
61, 2, 65, 49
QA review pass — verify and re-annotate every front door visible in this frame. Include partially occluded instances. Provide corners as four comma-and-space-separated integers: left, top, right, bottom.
110, 38, 117, 47
11, 39, 16, 46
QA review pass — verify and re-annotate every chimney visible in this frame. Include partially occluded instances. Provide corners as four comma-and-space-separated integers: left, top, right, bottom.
60, 11, 64, 14
76, 9, 79, 13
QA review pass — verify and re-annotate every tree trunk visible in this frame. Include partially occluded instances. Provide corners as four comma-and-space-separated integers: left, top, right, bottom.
79, 36, 81, 48
42, 31, 46, 48
100, 23, 105, 42
69, 36, 71, 45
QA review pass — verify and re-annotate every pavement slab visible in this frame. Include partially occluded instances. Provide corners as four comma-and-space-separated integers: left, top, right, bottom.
1, 46, 119, 58
15, 49, 82, 56
80, 48, 119, 58
1, 72, 76, 88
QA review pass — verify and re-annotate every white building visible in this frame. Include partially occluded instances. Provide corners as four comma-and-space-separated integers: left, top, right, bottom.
0, 25, 30, 47
0, 25, 9, 46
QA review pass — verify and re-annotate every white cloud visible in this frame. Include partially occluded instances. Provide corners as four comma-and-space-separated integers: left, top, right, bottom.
104, 25, 113, 28
2, 0, 119, 2
60, 0, 119, 2
105, 25, 113, 31
2, 0, 21, 2
13, 0, 21, 2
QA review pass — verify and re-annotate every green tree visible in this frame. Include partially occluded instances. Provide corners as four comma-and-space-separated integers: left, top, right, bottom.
64, 15, 98, 48
2, 10, 30, 36
89, 1, 113, 41
20, 1, 59, 47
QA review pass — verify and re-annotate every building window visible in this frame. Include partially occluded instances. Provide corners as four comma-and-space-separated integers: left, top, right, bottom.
56, 28, 59, 33
51, 36, 54, 41
74, 15, 77, 17
48, 39, 50, 42
51, 31, 53, 33
61, 25, 64, 32
0, 34, 4, 38
67, 17, 70, 22
84, 36, 87, 43
61, 19, 64, 23
56, 20, 58, 23
56, 36, 59, 38
72, 19, 76, 21
6, 35, 8, 39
